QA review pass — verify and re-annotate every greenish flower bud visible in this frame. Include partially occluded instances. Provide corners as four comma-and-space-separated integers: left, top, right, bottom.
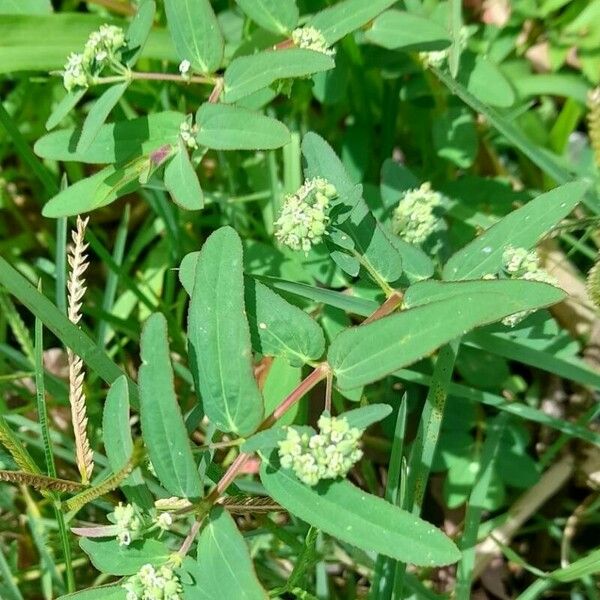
112, 502, 143, 546
274, 178, 337, 253
292, 26, 335, 56
123, 564, 183, 600
392, 182, 444, 245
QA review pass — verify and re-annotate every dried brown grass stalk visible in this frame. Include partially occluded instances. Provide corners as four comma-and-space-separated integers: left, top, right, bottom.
67, 216, 94, 484
0, 470, 85, 494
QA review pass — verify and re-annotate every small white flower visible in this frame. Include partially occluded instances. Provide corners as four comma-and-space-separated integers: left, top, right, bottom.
179, 59, 192, 78
123, 564, 183, 600
292, 26, 335, 56
156, 512, 173, 531
179, 120, 198, 150
392, 182, 444, 245
62, 52, 89, 91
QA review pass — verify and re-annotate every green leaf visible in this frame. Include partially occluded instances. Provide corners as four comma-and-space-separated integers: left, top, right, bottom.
260, 454, 460, 566
301, 133, 404, 283
124, 0, 156, 66
0, 0, 52, 14
139, 313, 201, 499
222, 49, 334, 104
309, 0, 397, 45
342, 404, 392, 429
364, 10, 450, 51
79, 538, 170, 576
46, 89, 86, 131
328, 279, 566, 389
35, 111, 184, 164
164, 0, 223, 74
102, 376, 153, 509
195, 103, 291, 150
187, 227, 264, 436
551, 548, 600, 582
235, 0, 298, 34
443, 181, 588, 280
164, 144, 204, 210
245, 277, 325, 366
77, 82, 130, 152
57, 585, 125, 600
194, 507, 268, 599
241, 425, 314, 454
458, 54, 515, 108
432, 109, 477, 168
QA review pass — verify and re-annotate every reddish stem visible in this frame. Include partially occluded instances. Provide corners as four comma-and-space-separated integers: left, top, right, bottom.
362, 290, 403, 325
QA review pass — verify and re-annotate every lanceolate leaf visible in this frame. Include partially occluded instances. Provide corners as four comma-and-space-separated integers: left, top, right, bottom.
102, 376, 153, 509
260, 454, 460, 566
139, 313, 201, 499
57, 585, 125, 600
235, 0, 298, 35
458, 54, 515, 108
79, 538, 170, 576
328, 279, 566, 389
180, 252, 325, 366
342, 404, 393, 429
77, 81, 130, 152
163, 143, 204, 210
194, 507, 268, 599
195, 103, 291, 150
222, 49, 334, 104
164, 0, 223, 74
46, 89, 86, 131
365, 10, 451, 51
187, 227, 264, 436
308, 0, 397, 45
35, 111, 184, 164
443, 181, 588, 280
124, 0, 156, 66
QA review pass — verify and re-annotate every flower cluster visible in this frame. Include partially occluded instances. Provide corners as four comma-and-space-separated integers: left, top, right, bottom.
420, 26, 469, 68
274, 177, 337, 253
113, 502, 144, 546
62, 25, 126, 91
278, 415, 363, 486
292, 26, 335, 56
179, 120, 198, 150
123, 564, 183, 600
392, 182, 444, 245
178, 59, 192, 80
501, 245, 559, 327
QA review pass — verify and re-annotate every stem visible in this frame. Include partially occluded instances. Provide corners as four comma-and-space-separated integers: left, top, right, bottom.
324, 370, 333, 413
54, 507, 75, 593
208, 78, 224, 103
362, 290, 403, 325
94, 72, 215, 86
178, 519, 203, 558
351, 249, 395, 297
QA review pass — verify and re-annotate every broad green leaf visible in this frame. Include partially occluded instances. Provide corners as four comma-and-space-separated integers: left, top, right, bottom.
195, 103, 291, 150
458, 54, 515, 108
260, 454, 460, 566
308, 0, 397, 45
262, 357, 301, 426
443, 181, 588, 280
342, 404, 392, 429
328, 279, 566, 389
79, 538, 170, 576
432, 109, 477, 168
182, 251, 325, 366
77, 82, 130, 152
245, 277, 325, 366
0, 0, 52, 14
42, 148, 173, 217
124, 0, 156, 66
301, 133, 403, 283
57, 585, 125, 600
36, 111, 184, 164
222, 49, 334, 104
187, 227, 264, 436
139, 313, 201, 499
46, 89, 86, 131
365, 10, 450, 51
194, 507, 268, 599
164, 0, 223, 74
235, 0, 298, 34
164, 144, 204, 210
102, 376, 153, 509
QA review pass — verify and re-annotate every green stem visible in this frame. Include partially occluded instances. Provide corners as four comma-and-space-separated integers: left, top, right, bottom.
54, 506, 75, 593
351, 249, 395, 297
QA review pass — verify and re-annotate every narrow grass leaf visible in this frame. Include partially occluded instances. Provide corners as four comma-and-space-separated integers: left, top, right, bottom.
187, 227, 264, 436
164, 0, 223, 73
235, 0, 298, 34
195, 103, 291, 150
443, 180, 588, 280
139, 313, 201, 498
260, 454, 460, 566
194, 507, 268, 599
222, 49, 334, 104
329, 279, 566, 389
